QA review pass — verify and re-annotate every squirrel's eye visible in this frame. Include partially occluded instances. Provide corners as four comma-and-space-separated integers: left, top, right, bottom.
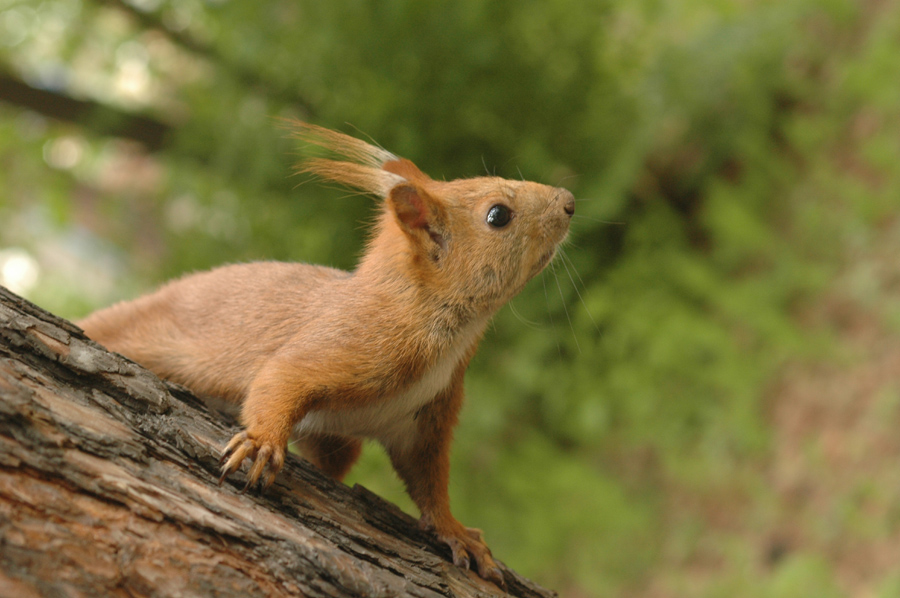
486, 204, 512, 228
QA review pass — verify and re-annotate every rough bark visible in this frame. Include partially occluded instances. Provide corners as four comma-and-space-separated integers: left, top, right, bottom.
0, 286, 555, 598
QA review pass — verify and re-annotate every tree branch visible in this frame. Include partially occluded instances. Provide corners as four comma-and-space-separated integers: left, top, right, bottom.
0, 285, 556, 598
96, 0, 317, 117
0, 72, 171, 150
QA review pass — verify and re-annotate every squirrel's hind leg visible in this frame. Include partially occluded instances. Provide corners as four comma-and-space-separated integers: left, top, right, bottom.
293, 433, 362, 482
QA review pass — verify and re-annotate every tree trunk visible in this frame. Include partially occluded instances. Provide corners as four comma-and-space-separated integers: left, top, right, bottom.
0, 286, 556, 598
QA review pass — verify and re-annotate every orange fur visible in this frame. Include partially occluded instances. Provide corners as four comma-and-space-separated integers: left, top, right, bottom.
78, 122, 575, 589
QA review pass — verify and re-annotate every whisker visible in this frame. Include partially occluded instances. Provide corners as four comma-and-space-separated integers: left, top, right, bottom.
551, 261, 581, 355
572, 214, 625, 226
560, 237, 584, 251
508, 297, 542, 328
559, 249, 601, 335
559, 247, 588, 289
554, 173, 581, 187
541, 270, 563, 360
499, 156, 519, 174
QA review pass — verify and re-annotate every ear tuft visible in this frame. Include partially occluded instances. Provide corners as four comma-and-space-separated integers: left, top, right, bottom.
284, 120, 424, 198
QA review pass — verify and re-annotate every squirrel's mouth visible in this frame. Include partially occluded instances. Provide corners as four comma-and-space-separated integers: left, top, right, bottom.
501, 247, 558, 303
539, 248, 555, 268
530, 247, 557, 278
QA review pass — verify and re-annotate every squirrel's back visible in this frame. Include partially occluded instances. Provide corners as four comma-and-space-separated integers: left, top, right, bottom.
79, 261, 350, 399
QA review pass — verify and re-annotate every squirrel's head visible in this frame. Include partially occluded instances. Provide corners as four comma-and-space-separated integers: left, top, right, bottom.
291, 121, 574, 317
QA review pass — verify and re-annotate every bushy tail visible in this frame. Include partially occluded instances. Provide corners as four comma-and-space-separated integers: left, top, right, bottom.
285, 120, 429, 198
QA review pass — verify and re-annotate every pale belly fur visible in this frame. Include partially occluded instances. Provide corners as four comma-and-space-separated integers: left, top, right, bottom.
295, 318, 486, 453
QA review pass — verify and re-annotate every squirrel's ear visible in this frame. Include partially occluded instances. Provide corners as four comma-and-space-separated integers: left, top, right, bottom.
388, 183, 448, 253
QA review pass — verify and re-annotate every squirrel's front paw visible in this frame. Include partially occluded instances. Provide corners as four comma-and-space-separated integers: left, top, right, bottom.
219, 430, 285, 492
423, 518, 506, 590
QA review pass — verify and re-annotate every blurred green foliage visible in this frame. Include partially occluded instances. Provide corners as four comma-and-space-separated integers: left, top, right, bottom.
2, 0, 899, 595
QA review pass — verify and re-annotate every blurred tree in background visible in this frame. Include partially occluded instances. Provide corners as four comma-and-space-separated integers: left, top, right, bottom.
2, 0, 899, 596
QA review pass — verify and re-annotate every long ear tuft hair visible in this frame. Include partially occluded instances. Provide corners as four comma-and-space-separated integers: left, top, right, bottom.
284, 120, 430, 197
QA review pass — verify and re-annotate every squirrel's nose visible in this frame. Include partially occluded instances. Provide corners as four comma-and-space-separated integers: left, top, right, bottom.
562, 191, 575, 216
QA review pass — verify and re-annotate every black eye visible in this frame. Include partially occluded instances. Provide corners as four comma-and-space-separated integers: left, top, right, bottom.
486, 204, 512, 228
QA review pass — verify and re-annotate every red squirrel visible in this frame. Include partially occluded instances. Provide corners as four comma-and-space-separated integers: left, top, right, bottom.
78, 122, 574, 588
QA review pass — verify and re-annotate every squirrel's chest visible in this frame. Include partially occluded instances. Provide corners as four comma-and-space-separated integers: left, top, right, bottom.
296, 319, 484, 450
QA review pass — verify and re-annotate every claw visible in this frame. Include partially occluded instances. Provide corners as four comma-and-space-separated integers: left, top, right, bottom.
484, 566, 506, 591
220, 440, 253, 478
455, 553, 470, 570
220, 431, 248, 464
431, 522, 505, 589
218, 430, 286, 492
247, 445, 272, 485
262, 449, 284, 491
